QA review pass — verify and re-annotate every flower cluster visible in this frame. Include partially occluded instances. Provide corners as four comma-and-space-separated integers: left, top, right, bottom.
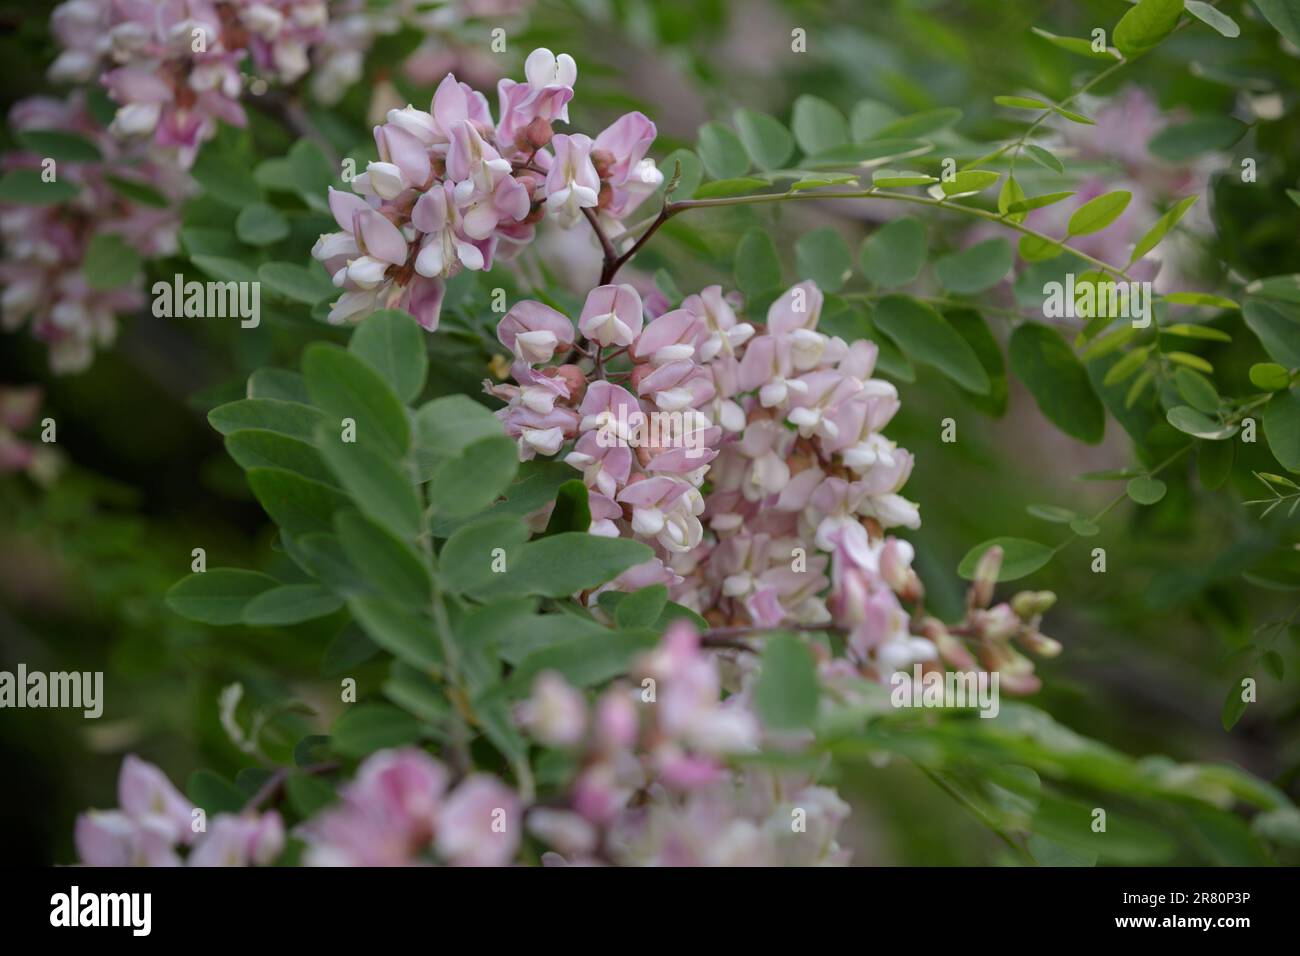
311, 47, 662, 331
50, 0, 330, 167
75, 755, 284, 866
517, 623, 852, 866
300, 749, 520, 866
1, 93, 187, 373
489, 278, 1062, 691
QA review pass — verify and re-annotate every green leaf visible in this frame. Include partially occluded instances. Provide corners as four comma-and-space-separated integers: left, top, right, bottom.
248, 368, 311, 403
1253, 0, 1300, 48
859, 218, 926, 288
0, 169, 77, 204
542, 480, 591, 537
754, 634, 820, 730
1198, 439, 1234, 491
285, 774, 337, 817
795, 227, 852, 292
347, 309, 429, 404
243, 584, 343, 626
994, 95, 1050, 109
1114, 0, 1185, 56
191, 150, 261, 207
934, 238, 1013, 294
1007, 191, 1075, 214
849, 100, 899, 141
791, 95, 848, 156
1263, 389, 1300, 472
871, 169, 937, 187
209, 398, 325, 442
941, 170, 999, 197
235, 202, 290, 246
1174, 367, 1220, 413
439, 514, 530, 597
190, 254, 259, 285
696, 122, 749, 179
1185, 1, 1241, 37
735, 227, 783, 296
187, 770, 246, 815
1163, 292, 1239, 309
1126, 476, 1168, 504
1027, 504, 1077, 523
249, 468, 351, 535
1250, 363, 1291, 391
1129, 196, 1198, 264
1052, 105, 1094, 126
946, 309, 1008, 416
332, 704, 423, 758
732, 109, 794, 169
105, 174, 169, 208
427, 435, 519, 519
15, 129, 102, 162
659, 148, 703, 199
335, 510, 432, 608
224, 429, 335, 485
615, 585, 669, 628
503, 533, 652, 598
83, 233, 142, 290
691, 176, 768, 199
873, 296, 990, 394
1023, 144, 1065, 173
1161, 322, 1231, 342
348, 597, 441, 670
166, 569, 278, 625
509, 628, 658, 690
259, 261, 335, 305
316, 426, 422, 540
1166, 405, 1237, 440
303, 343, 410, 457
871, 107, 962, 140
414, 394, 504, 470
1243, 299, 1300, 367
1010, 323, 1105, 443
1030, 27, 1120, 60
958, 538, 1053, 582
1222, 679, 1250, 731
1149, 116, 1248, 162
1067, 191, 1131, 237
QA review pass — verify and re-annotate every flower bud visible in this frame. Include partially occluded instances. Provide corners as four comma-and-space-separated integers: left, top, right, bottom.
969, 545, 1002, 609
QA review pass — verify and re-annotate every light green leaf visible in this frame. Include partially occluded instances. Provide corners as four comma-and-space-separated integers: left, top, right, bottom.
502, 533, 652, 598
235, 202, 290, 246
1185, 1, 1241, 37
733, 109, 795, 170
1023, 144, 1065, 173
224, 429, 335, 485
259, 261, 336, 305
209, 399, 325, 442
941, 169, 1000, 197
1130, 195, 1198, 263
427, 435, 519, 519
1114, 0, 1185, 56
316, 426, 422, 540
1007, 191, 1075, 215
1166, 405, 1238, 440
795, 227, 852, 292
1030, 27, 1121, 60
1126, 476, 1168, 505
994, 95, 1050, 109
1250, 363, 1291, 391
1174, 366, 1220, 413
957, 538, 1054, 582
1244, 298, 1300, 367
871, 108, 962, 140
871, 169, 937, 187
348, 597, 441, 670
335, 510, 432, 607
1253, 0, 1300, 48
791, 95, 848, 156
1067, 191, 1131, 236
859, 218, 926, 288
696, 122, 749, 179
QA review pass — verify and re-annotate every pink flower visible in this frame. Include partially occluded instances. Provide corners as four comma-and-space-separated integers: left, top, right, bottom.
578, 284, 643, 347
546, 133, 600, 227
436, 775, 520, 866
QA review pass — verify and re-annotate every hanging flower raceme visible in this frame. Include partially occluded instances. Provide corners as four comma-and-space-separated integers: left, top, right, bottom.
0, 93, 187, 373
48, 0, 331, 167
487, 278, 1062, 695
311, 48, 662, 332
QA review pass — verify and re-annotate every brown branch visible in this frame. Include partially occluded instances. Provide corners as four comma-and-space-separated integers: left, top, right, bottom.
240, 761, 339, 814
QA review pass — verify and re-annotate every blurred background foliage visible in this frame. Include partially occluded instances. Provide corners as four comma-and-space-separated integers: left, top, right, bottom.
2, 0, 1299, 865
